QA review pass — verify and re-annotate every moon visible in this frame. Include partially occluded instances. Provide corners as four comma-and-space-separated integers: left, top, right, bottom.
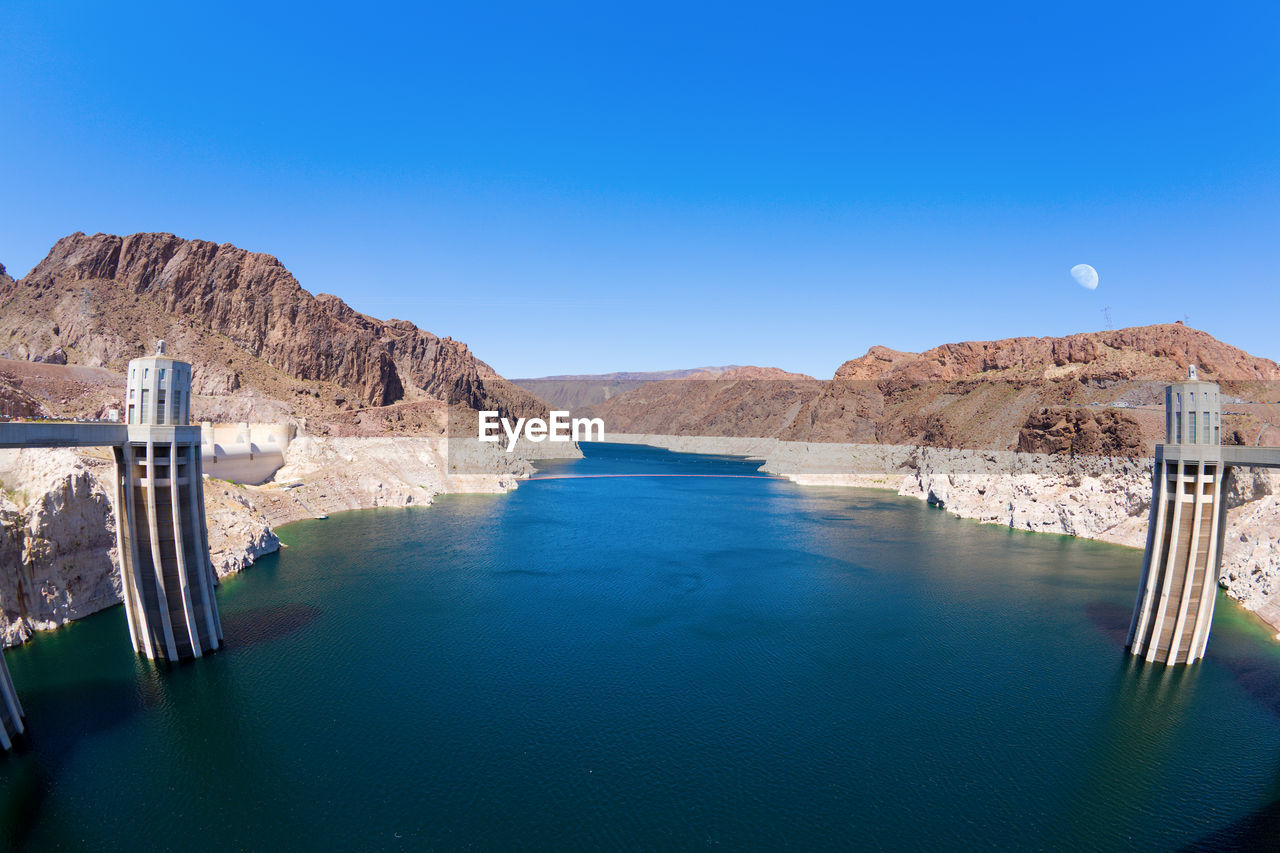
1070, 263, 1099, 290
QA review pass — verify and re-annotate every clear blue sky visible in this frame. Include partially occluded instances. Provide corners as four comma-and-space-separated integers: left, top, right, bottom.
2, 1, 1277, 378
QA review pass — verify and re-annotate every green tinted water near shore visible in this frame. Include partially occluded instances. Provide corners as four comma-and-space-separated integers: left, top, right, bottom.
4, 442, 1280, 849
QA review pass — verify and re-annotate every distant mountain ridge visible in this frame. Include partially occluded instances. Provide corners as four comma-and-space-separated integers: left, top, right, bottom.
513, 365, 814, 410
516, 366, 746, 383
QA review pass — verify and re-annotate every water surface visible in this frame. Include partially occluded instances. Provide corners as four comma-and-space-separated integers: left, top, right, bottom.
3, 442, 1280, 849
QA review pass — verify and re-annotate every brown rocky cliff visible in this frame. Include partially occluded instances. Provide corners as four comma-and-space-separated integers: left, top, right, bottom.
834, 325, 1280, 384
3, 232, 544, 418
833, 346, 918, 381
678, 366, 816, 381
592, 324, 1279, 453
1016, 407, 1145, 456
0, 382, 45, 419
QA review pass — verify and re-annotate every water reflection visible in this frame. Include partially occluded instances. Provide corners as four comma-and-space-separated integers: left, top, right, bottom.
1087, 596, 1280, 849
221, 603, 322, 650
0, 674, 151, 848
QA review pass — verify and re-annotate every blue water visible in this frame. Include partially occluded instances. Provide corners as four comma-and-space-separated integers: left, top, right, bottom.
4, 442, 1280, 849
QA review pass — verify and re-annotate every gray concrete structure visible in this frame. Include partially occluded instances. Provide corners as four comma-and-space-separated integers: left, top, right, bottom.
0, 343, 222, 748
201, 422, 293, 485
115, 343, 221, 660
1127, 368, 1280, 665
0, 659, 22, 750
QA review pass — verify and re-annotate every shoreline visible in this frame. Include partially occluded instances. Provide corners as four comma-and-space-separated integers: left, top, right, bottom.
0, 435, 582, 646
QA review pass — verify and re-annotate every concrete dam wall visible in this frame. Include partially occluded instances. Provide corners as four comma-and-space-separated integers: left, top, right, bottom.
200, 422, 293, 485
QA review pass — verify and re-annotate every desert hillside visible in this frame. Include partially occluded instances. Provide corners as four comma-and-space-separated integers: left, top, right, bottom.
0, 232, 547, 433
585, 325, 1280, 454
513, 365, 756, 409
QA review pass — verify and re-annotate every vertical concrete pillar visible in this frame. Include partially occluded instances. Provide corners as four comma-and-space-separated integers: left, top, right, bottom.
116, 432, 222, 661
0, 654, 24, 750
1127, 459, 1230, 664
1186, 466, 1233, 664
1128, 458, 1170, 650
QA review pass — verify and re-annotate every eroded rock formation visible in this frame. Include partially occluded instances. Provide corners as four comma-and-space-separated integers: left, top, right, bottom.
0, 232, 544, 421
1016, 407, 1145, 457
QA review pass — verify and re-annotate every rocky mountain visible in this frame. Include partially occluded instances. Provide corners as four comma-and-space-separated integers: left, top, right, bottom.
833, 325, 1280, 384
579, 375, 821, 438
586, 325, 1280, 453
677, 366, 814, 381
514, 365, 813, 410
521, 366, 750, 383
0, 232, 546, 430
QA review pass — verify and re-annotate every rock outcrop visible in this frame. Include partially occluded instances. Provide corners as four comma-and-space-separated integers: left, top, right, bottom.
0, 232, 545, 423
1222, 489, 1280, 628
0, 449, 121, 645
0, 381, 45, 419
204, 487, 281, 577
1016, 407, 1145, 457
891, 445, 1153, 545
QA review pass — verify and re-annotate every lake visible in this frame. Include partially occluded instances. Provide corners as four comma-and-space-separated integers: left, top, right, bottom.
3, 442, 1280, 849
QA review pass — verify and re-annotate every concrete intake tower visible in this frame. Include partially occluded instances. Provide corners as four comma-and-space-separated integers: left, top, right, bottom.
1127, 366, 1280, 664
0, 342, 224, 748
115, 342, 223, 660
